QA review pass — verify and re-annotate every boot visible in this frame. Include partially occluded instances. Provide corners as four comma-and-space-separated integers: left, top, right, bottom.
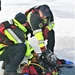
4, 70, 23, 75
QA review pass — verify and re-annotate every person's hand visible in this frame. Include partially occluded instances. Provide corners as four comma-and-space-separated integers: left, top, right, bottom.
40, 46, 46, 52
32, 51, 38, 58
28, 53, 39, 63
31, 56, 38, 63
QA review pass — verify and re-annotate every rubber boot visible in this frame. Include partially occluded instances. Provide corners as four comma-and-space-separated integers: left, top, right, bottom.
4, 70, 23, 75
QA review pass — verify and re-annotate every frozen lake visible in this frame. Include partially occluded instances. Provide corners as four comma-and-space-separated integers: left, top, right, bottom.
0, 0, 75, 75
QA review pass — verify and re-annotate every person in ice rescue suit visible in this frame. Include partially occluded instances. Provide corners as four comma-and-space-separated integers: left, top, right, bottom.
25, 4, 55, 53
22, 50, 60, 75
0, 12, 38, 75
21, 4, 61, 75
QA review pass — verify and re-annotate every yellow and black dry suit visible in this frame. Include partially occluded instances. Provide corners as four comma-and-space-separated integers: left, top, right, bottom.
25, 6, 55, 52
0, 20, 35, 72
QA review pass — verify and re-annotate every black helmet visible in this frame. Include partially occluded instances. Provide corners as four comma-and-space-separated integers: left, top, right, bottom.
39, 4, 51, 17
15, 12, 27, 24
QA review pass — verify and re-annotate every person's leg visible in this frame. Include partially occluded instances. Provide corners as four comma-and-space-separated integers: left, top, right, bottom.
0, 47, 8, 69
46, 30, 55, 53
5, 44, 26, 75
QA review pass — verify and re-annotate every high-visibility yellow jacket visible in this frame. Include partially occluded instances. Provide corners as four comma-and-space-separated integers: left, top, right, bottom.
26, 10, 55, 51
0, 19, 34, 60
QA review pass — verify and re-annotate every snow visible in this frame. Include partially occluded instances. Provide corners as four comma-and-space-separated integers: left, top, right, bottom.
0, 0, 75, 75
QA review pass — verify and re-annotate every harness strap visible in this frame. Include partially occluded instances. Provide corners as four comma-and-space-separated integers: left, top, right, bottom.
28, 61, 44, 71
